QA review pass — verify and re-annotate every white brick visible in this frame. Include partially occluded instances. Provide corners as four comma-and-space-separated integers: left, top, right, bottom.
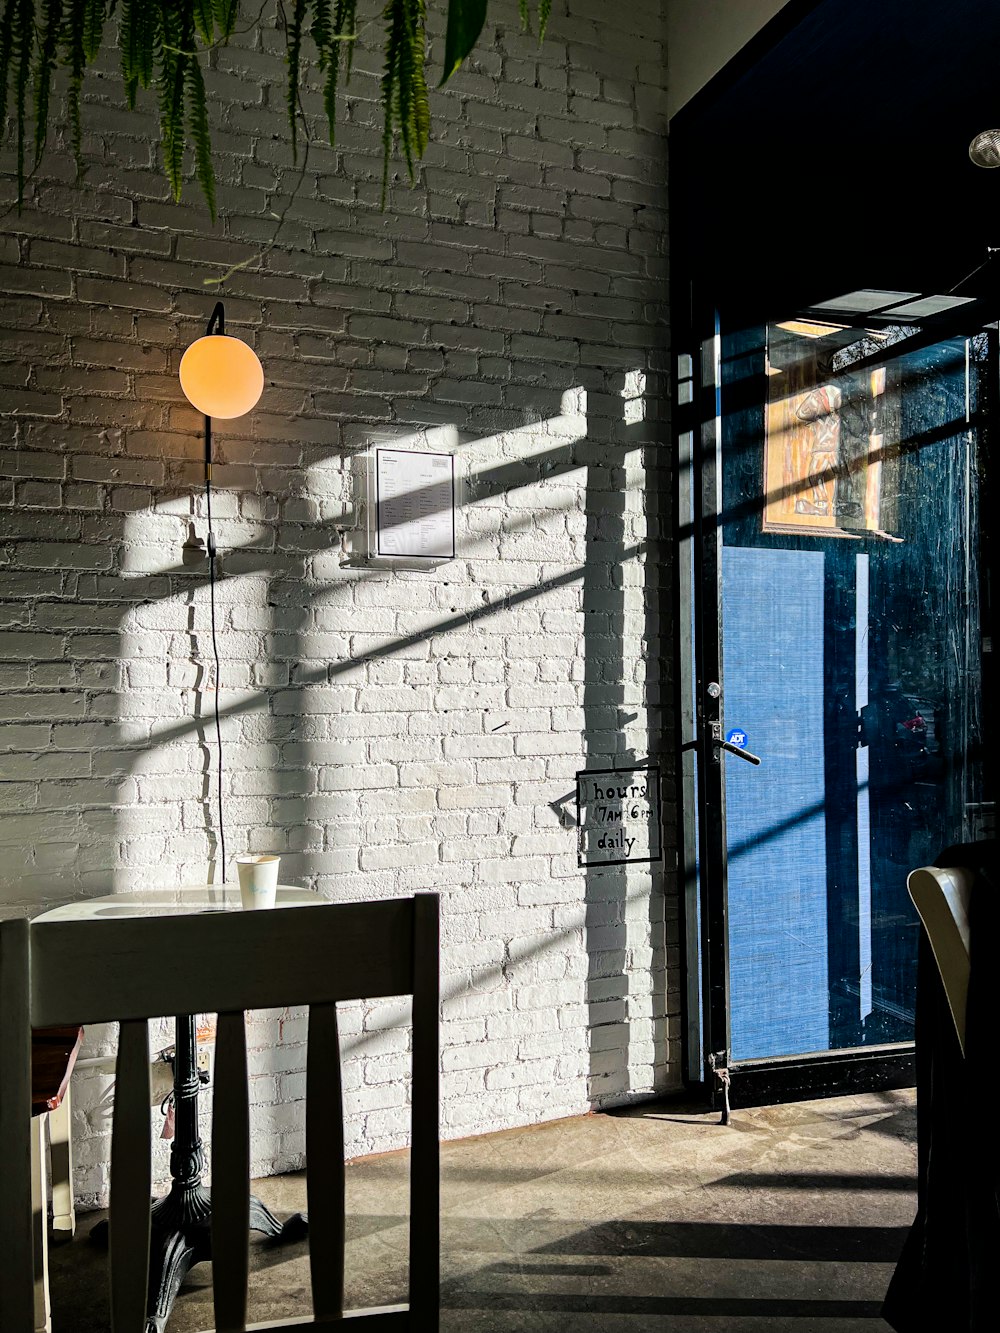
0, 0, 672, 1205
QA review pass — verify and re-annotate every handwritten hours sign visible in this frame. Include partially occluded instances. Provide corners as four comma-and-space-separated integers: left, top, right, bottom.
576, 766, 662, 867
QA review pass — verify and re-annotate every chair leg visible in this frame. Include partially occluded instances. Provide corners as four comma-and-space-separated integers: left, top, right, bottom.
31, 1115, 51, 1333
49, 1087, 75, 1235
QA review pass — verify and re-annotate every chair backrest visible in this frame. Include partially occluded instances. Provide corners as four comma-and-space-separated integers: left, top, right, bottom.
907, 864, 972, 1052
0, 894, 439, 1333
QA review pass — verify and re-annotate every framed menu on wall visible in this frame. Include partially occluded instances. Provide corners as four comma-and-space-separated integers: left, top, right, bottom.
374, 448, 456, 561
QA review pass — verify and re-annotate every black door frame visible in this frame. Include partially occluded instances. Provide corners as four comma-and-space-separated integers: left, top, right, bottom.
675, 284, 998, 1107
670, 0, 1000, 1114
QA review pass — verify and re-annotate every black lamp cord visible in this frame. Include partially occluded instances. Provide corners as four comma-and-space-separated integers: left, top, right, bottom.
204, 300, 227, 883
205, 464, 226, 884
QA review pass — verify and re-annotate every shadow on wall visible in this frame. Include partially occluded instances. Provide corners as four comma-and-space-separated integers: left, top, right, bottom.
0, 355, 668, 1198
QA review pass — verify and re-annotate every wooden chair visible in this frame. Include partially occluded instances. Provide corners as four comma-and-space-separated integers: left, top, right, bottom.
0, 894, 440, 1333
907, 864, 972, 1053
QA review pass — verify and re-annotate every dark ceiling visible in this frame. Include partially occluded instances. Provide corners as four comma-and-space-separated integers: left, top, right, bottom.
671, 0, 1000, 317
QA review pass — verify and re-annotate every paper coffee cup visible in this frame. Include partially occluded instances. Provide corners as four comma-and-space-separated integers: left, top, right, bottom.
235, 854, 280, 910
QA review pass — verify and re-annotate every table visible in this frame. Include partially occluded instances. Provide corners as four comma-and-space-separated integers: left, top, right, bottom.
35, 885, 316, 1333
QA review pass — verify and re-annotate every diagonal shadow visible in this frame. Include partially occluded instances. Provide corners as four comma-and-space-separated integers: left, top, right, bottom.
119, 543, 647, 751
677, 411, 974, 542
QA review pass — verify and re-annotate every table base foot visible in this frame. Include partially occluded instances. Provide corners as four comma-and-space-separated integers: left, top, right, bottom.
250, 1195, 308, 1243
146, 1221, 209, 1333
89, 1189, 308, 1329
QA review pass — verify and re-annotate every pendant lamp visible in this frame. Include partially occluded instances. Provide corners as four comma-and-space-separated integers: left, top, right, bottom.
179, 303, 263, 882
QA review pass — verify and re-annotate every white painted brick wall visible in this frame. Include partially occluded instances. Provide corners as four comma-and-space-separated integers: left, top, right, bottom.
0, 1, 677, 1209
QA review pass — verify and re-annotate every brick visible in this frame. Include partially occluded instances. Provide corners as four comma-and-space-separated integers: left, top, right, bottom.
0, 8, 671, 1195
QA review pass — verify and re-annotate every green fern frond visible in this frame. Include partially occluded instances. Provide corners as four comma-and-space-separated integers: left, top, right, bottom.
63, 0, 87, 164
193, 0, 215, 45
314, 0, 356, 145
120, 0, 156, 108
338, 0, 358, 76
311, 0, 331, 63
13, 0, 35, 202
286, 0, 306, 162
156, 0, 187, 201
320, 45, 339, 143
213, 0, 238, 40
82, 0, 105, 61
520, 1, 552, 40
0, 0, 19, 132
2, 0, 544, 221
381, 0, 404, 204
407, 0, 430, 158
185, 44, 216, 221
381, 0, 427, 206
33, 0, 63, 165
120, 0, 136, 105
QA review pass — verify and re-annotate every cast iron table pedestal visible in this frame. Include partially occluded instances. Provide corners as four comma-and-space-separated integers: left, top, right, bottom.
96, 1014, 307, 1332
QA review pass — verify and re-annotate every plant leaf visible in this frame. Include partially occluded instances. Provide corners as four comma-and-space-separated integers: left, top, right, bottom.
286, 0, 306, 163
381, 0, 402, 206
314, 0, 355, 144
538, 0, 551, 41
185, 45, 216, 221
12, 0, 35, 202
311, 0, 331, 65
193, 0, 215, 45
381, 0, 428, 205
120, 0, 156, 107
439, 0, 487, 87
156, 0, 187, 202
33, 0, 63, 165
212, 0, 238, 40
517, 0, 528, 30
0, 0, 18, 132
83, 0, 106, 61
63, 0, 87, 164
340, 0, 357, 76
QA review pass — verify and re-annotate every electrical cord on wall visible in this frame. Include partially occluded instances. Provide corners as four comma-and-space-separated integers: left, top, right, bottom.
200, 299, 228, 885
205, 470, 226, 883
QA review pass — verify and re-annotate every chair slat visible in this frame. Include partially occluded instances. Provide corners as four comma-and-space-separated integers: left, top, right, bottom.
235, 1305, 409, 1332
0, 919, 35, 1332
110, 1020, 151, 1333
408, 893, 440, 1329
211, 1010, 250, 1333
32, 902, 416, 1027
306, 1003, 345, 1319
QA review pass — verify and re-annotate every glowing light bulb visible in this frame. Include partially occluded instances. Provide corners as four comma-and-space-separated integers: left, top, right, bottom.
179, 334, 264, 418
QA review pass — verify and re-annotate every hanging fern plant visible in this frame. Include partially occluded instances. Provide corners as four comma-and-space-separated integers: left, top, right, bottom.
0, 1, 555, 221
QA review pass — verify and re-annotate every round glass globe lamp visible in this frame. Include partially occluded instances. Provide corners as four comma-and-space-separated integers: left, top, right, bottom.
179, 334, 264, 419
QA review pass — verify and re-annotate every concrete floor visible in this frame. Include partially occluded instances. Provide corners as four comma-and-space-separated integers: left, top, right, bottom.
48, 1088, 917, 1332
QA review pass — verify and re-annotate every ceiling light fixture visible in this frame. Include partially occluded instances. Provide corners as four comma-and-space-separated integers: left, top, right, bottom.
969, 129, 1000, 168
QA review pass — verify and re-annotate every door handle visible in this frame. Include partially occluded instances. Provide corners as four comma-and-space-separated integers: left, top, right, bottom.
717, 738, 762, 765
709, 722, 762, 765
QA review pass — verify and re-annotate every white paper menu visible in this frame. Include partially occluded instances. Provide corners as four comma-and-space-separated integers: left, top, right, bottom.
375, 448, 455, 560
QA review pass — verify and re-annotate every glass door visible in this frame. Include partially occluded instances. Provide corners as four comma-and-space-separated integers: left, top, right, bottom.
688, 293, 993, 1104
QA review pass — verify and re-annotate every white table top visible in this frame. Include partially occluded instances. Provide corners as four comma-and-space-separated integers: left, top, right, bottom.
34, 885, 318, 924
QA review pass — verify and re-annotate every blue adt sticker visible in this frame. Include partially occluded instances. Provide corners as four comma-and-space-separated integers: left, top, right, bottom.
726, 728, 748, 749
